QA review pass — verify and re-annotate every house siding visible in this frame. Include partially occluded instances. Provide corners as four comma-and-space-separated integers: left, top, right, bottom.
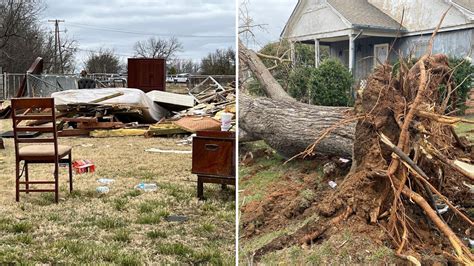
325, 29, 473, 81
392, 29, 474, 59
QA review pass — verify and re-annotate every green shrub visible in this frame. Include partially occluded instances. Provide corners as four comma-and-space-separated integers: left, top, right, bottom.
448, 57, 474, 113
288, 67, 314, 102
308, 59, 353, 106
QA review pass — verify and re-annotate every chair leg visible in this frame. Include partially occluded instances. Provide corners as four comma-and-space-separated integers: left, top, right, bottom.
54, 162, 59, 203
15, 160, 20, 202
68, 152, 73, 192
25, 162, 29, 194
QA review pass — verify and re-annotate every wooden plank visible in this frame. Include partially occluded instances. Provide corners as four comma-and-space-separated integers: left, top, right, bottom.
90, 129, 147, 138
89, 92, 124, 103
77, 121, 124, 129
146, 122, 189, 136
61, 116, 98, 123
58, 129, 90, 137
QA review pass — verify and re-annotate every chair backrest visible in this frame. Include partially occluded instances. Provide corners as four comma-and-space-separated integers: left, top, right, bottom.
11, 97, 59, 160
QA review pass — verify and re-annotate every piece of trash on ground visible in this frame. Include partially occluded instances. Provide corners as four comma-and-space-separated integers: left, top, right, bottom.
176, 134, 195, 146
328, 181, 337, 189
135, 182, 157, 192
165, 215, 188, 222
145, 148, 192, 154
339, 158, 350, 163
436, 204, 449, 214
81, 144, 94, 147
73, 159, 95, 174
323, 162, 337, 177
96, 186, 109, 194
97, 178, 115, 185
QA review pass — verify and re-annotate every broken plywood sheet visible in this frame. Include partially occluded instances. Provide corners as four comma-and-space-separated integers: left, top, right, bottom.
146, 90, 195, 109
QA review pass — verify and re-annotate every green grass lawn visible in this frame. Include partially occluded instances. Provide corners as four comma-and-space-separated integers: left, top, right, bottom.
0, 120, 235, 264
454, 115, 474, 141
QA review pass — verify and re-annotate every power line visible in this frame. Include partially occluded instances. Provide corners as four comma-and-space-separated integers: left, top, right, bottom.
65, 22, 234, 39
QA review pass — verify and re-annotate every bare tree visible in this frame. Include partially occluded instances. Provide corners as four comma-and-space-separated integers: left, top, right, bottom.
0, 0, 77, 73
133, 36, 183, 60
84, 48, 121, 73
169, 58, 200, 74
200, 47, 235, 75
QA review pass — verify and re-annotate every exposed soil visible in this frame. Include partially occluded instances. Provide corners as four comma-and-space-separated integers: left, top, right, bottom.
240, 53, 474, 264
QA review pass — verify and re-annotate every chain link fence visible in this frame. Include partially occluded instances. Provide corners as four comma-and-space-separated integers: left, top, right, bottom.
0, 73, 235, 100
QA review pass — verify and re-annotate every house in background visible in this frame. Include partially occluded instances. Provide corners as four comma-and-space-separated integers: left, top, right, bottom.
281, 0, 473, 82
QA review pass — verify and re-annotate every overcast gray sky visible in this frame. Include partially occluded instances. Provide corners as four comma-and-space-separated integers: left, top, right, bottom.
41, 0, 236, 71
240, 0, 297, 50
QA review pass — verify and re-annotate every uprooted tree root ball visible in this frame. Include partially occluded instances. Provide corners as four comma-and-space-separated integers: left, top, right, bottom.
249, 49, 474, 265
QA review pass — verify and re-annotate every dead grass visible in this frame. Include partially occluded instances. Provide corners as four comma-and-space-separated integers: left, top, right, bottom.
0, 119, 235, 264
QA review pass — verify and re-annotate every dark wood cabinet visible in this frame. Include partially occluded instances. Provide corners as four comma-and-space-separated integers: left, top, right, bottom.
192, 131, 235, 199
127, 58, 166, 92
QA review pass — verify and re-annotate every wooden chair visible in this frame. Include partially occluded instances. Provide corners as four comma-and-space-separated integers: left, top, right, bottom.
11, 97, 73, 203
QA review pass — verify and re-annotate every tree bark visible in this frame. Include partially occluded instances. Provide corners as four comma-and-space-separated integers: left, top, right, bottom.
240, 94, 355, 158
239, 39, 354, 158
238, 39, 294, 101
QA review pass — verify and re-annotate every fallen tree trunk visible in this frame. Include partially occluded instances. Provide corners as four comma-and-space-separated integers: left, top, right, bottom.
238, 40, 294, 101
240, 93, 355, 158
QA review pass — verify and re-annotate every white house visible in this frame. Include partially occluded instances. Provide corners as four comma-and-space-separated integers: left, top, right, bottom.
281, 0, 473, 81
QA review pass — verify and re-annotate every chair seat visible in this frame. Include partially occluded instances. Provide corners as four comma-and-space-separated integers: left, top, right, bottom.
19, 144, 72, 158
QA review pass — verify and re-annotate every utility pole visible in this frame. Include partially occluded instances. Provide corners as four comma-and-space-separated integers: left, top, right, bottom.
48, 19, 65, 74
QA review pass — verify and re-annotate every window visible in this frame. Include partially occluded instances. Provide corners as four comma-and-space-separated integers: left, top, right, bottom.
374, 43, 389, 67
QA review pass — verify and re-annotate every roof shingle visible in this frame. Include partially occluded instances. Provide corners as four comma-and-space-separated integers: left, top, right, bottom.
327, 0, 403, 30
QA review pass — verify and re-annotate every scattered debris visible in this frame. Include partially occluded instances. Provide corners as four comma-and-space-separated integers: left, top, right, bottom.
97, 178, 115, 185
220, 112, 233, 131
173, 116, 221, 132
328, 181, 337, 189
72, 159, 95, 174
145, 148, 192, 154
176, 135, 195, 146
323, 162, 337, 177
80, 144, 94, 148
165, 215, 188, 222
96, 186, 110, 194
134, 182, 157, 192
147, 90, 195, 111
90, 129, 147, 138
146, 122, 188, 137
339, 158, 350, 163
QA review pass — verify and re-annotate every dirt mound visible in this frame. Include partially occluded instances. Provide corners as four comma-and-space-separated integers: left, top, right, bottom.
241, 172, 316, 237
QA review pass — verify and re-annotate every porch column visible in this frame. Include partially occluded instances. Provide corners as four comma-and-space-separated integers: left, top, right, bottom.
349, 35, 355, 72
290, 41, 296, 67
314, 38, 320, 67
